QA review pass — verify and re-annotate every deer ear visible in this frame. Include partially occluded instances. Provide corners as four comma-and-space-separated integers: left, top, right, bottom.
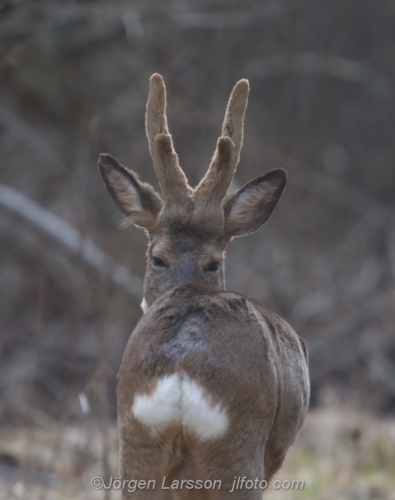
222, 169, 286, 239
98, 154, 163, 232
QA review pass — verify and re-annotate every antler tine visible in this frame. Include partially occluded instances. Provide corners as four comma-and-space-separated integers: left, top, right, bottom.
194, 79, 249, 204
222, 79, 249, 162
145, 74, 191, 205
145, 74, 169, 156
193, 137, 236, 205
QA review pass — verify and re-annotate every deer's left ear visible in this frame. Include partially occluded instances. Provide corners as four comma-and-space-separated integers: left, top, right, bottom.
222, 169, 286, 239
98, 154, 163, 233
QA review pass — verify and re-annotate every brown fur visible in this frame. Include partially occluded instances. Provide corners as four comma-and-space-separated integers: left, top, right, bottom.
117, 284, 309, 499
98, 75, 310, 499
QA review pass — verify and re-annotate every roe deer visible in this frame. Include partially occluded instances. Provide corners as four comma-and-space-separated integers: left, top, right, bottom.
99, 74, 310, 500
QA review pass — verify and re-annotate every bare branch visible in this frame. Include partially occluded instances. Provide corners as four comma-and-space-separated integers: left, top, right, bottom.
280, 156, 389, 226
0, 183, 143, 300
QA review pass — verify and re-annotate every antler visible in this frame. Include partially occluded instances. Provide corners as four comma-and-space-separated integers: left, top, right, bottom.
194, 79, 249, 204
146, 74, 191, 205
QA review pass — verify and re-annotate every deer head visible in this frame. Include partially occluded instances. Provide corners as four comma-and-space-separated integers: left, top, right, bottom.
99, 74, 286, 309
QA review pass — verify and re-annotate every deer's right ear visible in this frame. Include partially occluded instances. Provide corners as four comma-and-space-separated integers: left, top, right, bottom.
98, 154, 163, 232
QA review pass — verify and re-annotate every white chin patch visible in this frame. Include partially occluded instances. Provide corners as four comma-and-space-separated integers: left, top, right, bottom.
140, 297, 149, 313
132, 373, 228, 441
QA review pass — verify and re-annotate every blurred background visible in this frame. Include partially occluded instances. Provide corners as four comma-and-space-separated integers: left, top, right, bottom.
0, 0, 394, 498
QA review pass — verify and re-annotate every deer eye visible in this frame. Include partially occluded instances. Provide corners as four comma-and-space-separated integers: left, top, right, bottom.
206, 261, 220, 272
152, 256, 167, 268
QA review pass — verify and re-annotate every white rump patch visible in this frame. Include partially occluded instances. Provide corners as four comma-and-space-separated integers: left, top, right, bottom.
132, 375, 182, 431
140, 297, 149, 313
181, 377, 229, 440
132, 373, 228, 440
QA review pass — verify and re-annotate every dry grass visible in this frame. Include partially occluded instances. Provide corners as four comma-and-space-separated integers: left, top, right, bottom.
0, 408, 394, 500
266, 408, 395, 500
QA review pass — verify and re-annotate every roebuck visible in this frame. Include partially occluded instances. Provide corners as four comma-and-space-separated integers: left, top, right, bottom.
99, 74, 309, 500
